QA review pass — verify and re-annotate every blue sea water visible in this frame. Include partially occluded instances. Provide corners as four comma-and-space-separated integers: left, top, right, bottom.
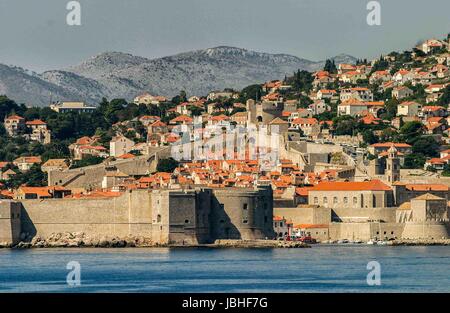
0, 245, 449, 292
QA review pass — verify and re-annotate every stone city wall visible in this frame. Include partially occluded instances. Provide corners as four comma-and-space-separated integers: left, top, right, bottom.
19, 190, 159, 242
0, 201, 22, 245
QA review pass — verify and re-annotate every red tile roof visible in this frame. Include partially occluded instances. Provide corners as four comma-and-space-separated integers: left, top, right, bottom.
310, 180, 391, 191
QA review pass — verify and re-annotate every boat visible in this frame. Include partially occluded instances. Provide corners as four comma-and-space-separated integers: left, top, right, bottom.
366, 240, 375, 245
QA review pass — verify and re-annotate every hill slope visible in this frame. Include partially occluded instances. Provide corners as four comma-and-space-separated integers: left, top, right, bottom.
1, 47, 357, 106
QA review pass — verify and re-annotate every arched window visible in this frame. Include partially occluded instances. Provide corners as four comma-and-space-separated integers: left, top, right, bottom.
333, 197, 338, 204
343, 197, 348, 204
353, 197, 358, 205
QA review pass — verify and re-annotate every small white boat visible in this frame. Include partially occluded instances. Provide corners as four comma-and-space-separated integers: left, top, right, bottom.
377, 241, 387, 245
366, 240, 375, 245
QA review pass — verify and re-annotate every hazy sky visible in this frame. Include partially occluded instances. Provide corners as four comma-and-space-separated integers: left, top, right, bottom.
0, 0, 449, 72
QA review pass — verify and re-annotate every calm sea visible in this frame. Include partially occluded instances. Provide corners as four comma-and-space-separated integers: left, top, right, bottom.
0, 246, 449, 292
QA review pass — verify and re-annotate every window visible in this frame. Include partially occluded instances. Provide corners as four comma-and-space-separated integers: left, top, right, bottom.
157, 214, 161, 223
243, 204, 248, 211
323, 197, 328, 204
343, 197, 348, 204
242, 220, 248, 224
185, 219, 190, 224
314, 197, 318, 204
353, 197, 357, 205
333, 197, 338, 204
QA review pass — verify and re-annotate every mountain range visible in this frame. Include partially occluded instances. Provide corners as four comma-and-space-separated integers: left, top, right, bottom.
0, 46, 357, 107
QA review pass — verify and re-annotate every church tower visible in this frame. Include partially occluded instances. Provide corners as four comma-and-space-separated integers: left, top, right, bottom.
386, 145, 400, 184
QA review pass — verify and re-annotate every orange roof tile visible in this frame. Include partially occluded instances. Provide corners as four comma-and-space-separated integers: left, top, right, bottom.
310, 180, 391, 191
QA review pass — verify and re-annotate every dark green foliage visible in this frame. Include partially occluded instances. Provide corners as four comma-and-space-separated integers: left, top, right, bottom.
380, 97, 399, 119
332, 115, 357, 136
399, 121, 423, 144
403, 153, 426, 169
411, 136, 439, 157
285, 70, 313, 93
370, 57, 389, 73
0, 95, 26, 120
438, 86, 450, 107
5, 164, 47, 188
156, 158, 179, 173
71, 155, 104, 169
323, 59, 337, 74
240, 84, 263, 102
362, 130, 378, 145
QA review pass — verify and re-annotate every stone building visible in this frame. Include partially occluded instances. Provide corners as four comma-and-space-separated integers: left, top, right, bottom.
0, 186, 274, 246
397, 194, 450, 240
275, 180, 450, 241
25, 119, 51, 144
392, 183, 450, 206
308, 180, 395, 210
246, 99, 284, 125
0, 201, 22, 245
110, 135, 135, 157
4, 115, 26, 137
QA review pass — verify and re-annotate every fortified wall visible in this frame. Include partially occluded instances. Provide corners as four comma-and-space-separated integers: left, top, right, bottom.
0, 201, 22, 245
274, 193, 450, 242
1, 186, 275, 246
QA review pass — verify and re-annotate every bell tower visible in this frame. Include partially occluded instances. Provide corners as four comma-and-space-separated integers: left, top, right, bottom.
386, 145, 400, 184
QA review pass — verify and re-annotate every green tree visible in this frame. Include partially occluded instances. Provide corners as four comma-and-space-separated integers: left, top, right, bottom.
412, 136, 439, 157
403, 153, 426, 169
40, 141, 71, 162
0, 95, 26, 120
442, 164, 450, 177
399, 121, 423, 144
362, 129, 378, 145
323, 59, 337, 74
171, 90, 188, 105
71, 156, 104, 169
6, 164, 47, 188
332, 116, 357, 136
240, 84, 263, 102
156, 158, 179, 173
437, 86, 450, 107
380, 97, 399, 119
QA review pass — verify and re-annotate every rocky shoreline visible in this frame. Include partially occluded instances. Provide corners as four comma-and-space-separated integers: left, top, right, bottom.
1, 232, 449, 249
211, 239, 311, 248
0, 233, 311, 249
390, 239, 450, 246
0, 232, 158, 249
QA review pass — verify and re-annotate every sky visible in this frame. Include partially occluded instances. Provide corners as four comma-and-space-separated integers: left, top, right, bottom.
0, 0, 449, 72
